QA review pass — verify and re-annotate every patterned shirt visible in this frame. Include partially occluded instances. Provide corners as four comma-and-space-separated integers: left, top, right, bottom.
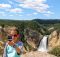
3, 41, 23, 57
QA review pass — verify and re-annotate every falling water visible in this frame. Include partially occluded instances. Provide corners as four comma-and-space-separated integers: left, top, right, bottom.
38, 35, 48, 52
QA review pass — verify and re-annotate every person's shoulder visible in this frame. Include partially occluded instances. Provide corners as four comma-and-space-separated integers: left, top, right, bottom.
4, 41, 8, 46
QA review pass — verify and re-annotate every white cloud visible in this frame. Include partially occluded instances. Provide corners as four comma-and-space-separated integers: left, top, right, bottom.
0, 12, 6, 16
23, 0, 46, 3
23, 0, 34, 3
44, 14, 50, 17
33, 12, 38, 15
44, 11, 54, 17
26, 13, 32, 16
8, 1, 13, 4
9, 14, 23, 16
27, 12, 38, 16
9, 8, 23, 13
19, 15, 23, 16
14, 0, 25, 2
0, 4, 11, 8
47, 11, 54, 14
9, 15, 13, 16
14, 0, 34, 3
0, 12, 4, 13
19, 0, 50, 13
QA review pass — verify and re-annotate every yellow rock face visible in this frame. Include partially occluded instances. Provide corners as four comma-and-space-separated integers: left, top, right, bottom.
48, 30, 60, 49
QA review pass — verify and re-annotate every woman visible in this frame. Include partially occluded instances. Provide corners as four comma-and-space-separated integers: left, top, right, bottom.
3, 27, 23, 57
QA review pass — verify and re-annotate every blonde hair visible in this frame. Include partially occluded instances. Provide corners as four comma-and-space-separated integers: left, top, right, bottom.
7, 26, 18, 35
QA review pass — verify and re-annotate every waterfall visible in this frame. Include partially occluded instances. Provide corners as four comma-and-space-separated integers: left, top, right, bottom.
38, 35, 48, 52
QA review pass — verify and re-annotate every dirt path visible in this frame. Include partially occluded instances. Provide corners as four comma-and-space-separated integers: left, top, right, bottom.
21, 51, 56, 57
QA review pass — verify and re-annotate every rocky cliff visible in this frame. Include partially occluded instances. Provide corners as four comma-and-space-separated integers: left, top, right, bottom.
48, 30, 60, 50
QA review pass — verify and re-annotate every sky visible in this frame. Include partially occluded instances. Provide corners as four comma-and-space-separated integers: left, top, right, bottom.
0, 0, 60, 20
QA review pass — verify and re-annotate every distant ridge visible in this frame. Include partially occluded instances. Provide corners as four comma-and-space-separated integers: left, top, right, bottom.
0, 19, 60, 24
33, 19, 60, 24
0, 19, 24, 22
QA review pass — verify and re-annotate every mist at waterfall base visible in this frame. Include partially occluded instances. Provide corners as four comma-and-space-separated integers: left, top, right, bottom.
38, 35, 48, 52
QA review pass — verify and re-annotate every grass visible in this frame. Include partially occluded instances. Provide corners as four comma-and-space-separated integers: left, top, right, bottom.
49, 46, 60, 57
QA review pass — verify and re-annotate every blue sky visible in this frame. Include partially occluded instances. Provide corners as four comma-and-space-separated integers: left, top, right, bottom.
0, 0, 60, 20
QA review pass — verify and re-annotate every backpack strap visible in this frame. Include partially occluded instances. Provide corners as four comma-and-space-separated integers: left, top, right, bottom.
3, 42, 8, 57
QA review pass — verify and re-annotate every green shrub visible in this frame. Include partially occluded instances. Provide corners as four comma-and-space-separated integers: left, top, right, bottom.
49, 46, 60, 57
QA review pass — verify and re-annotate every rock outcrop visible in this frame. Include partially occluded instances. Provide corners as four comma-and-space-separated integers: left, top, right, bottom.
48, 30, 60, 49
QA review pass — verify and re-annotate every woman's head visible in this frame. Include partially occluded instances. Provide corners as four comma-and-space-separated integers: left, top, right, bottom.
8, 27, 18, 35
8, 27, 20, 43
